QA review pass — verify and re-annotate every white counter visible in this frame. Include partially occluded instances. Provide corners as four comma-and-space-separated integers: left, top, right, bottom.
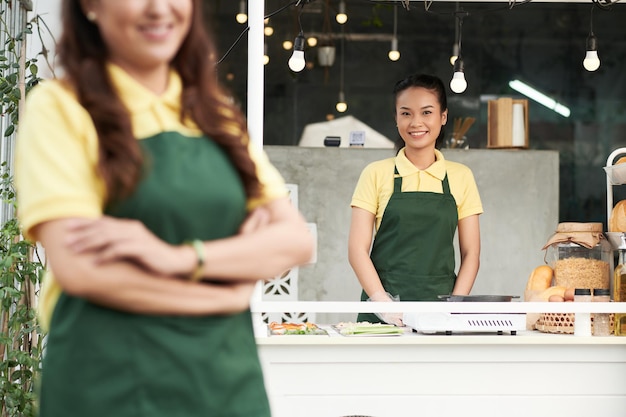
254, 302, 626, 417
257, 329, 626, 417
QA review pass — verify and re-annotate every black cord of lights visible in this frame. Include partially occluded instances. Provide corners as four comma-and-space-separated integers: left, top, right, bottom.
217, 1, 316, 66
364, 0, 532, 14
592, 0, 621, 9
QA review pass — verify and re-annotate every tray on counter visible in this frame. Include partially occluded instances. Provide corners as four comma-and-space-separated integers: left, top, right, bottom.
267, 322, 329, 336
331, 322, 405, 337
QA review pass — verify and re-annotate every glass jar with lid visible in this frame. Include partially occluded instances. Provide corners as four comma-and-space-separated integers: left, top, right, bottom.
542, 222, 612, 290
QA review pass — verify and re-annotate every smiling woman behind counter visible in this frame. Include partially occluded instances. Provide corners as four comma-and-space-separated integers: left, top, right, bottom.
348, 73, 483, 326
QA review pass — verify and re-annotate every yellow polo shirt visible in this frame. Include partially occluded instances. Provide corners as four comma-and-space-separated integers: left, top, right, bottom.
15, 64, 287, 329
351, 148, 483, 230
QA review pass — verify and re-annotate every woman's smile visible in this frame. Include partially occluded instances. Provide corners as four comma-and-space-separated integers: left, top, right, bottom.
395, 86, 447, 152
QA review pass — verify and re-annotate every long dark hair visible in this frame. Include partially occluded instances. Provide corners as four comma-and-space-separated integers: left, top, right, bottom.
392, 73, 448, 152
58, 0, 261, 203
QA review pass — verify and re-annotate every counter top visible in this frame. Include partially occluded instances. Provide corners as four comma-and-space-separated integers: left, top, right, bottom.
257, 325, 626, 345
251, 300, 626, 314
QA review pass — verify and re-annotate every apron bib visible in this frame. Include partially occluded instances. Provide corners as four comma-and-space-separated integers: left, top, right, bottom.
39, 133, 271, 417
358, 166, 458, 323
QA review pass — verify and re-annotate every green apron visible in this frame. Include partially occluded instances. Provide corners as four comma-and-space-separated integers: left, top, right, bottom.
39, 132, 271, 417
357, 166, 458, 323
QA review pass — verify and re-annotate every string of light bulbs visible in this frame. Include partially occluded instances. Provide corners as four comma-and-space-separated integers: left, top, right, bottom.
225, 0, 619, 76
218, 0, 306, 66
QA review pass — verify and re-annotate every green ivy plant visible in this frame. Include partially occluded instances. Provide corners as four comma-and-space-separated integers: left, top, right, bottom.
1, 1, 51, 416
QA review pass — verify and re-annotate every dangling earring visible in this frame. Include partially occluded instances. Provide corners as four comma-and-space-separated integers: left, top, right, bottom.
86, 11, 97, 22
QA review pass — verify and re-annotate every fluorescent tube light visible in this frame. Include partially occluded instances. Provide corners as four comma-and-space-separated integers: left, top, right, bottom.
508, 79, 570, 118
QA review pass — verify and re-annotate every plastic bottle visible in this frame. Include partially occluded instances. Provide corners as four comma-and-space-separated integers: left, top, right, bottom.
574, 288, 592, 337
592, 288, 611, 336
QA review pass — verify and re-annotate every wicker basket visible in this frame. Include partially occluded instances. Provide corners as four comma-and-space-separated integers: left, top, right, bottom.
535, 313, 614, 335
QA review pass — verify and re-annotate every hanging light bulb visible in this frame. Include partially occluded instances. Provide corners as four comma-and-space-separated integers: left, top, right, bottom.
282, 40, 293, 50
583, 42, 600, 72
336, 27, 347, 113
235, 0, 247, 24
336, 91, 348, 113
450, 3, 460, 66
288, 31, 306, 72
388, 5, 400, 61
583, 5, 600, 72
336, 0, 348, 24
264, 19, 274, 37
450, 57, 467, 94
449, 43, 459, 66
307, 36, 318, 47
388, 38, 400, 61
449, 9, 468, 94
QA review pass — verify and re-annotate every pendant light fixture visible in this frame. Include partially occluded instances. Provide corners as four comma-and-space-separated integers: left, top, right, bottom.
288, 31, 306, 72
583, 5, 600, 72
236, 0, 247, 24
288, 1, 308, 73
449, 10, 468, 94
449, 43, 459, 66
264, 18, 274, 37
336, 29, 347, 113
336, 0, 348, 25
318, 0, 337, 70
449, 2, 460, 66
388, 5, 400, 61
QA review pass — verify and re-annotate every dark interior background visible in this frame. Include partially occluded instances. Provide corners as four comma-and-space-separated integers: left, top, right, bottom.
206, 1, 626, 227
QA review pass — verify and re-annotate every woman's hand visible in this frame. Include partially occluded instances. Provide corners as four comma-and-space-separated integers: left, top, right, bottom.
239, 206, 271, 235
65, 216, 192, 276
222, 280, 258, 312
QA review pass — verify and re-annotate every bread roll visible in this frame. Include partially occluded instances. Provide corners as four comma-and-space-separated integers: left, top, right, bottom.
525, 265, 554, 292
528, 286, 567, 302
609, 200, 626, 232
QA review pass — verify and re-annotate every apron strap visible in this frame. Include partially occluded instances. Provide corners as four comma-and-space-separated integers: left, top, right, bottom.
442, 173, 451, 195
393, 166, 402, 193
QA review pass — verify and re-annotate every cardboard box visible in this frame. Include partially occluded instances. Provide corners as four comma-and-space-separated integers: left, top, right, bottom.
487, 98, 529, 148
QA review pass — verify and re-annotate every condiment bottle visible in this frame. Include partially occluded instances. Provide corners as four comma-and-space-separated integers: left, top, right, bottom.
592, 288, 611, 336
613, 244, 626, 336
573, 288, 592, 337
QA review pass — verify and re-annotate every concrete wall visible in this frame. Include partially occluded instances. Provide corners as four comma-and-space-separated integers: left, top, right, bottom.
265, 146, 559, 323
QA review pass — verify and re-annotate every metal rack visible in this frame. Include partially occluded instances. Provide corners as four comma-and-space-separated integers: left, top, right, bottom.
605, 147, 626, 231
